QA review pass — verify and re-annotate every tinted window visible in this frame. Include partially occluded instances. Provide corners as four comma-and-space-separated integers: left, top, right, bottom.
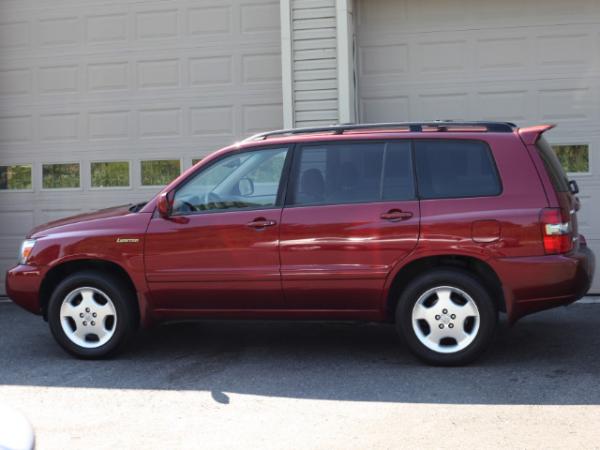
537, 137, 570, 192
290, 141, 414, 206
415, 140, 501, 199
173, 147, 288, 214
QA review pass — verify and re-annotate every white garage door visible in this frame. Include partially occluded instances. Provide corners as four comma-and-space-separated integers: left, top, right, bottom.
0, 0, 283, 294
357, 0, 600, 292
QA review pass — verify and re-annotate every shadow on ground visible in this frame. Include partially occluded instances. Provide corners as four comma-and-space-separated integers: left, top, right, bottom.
1, 302, 599, 405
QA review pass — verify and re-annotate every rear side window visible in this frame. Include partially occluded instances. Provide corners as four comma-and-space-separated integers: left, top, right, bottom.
289, 141, 415, 206
536, 137, 569, 193
414, 140, 501, 199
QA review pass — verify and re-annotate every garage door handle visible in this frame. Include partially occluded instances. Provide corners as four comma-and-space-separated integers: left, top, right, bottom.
381, 210, 413, 221
247, 218, 277, 229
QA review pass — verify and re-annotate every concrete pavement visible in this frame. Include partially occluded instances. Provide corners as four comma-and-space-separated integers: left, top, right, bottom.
1, 301, 599, 449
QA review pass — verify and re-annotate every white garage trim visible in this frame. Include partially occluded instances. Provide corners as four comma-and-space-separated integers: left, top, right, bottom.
280, 0, 294, 128
336, 0, 356, 123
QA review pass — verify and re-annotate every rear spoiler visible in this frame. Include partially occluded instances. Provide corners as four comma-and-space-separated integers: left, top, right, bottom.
518, 124, 556, 145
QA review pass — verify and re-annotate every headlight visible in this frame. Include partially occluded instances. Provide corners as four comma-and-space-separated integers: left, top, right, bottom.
18, 239, 36, 265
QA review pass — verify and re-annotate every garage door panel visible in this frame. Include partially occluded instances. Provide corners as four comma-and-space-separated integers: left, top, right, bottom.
359, 24, 599, 83
416, 39, 469, 74
0, 211, 35, 237
358, 0, 600, 292
361, 96, 410, 123
359, 0, 598, 34
0, 0, 282, 295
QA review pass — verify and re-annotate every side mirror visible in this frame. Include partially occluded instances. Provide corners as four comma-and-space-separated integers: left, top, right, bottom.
157, 191, 173, 218
238, 177, 254, 197
568, 179, 579, 195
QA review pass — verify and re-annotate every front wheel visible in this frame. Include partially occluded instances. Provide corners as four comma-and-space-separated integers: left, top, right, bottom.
395, 268, 498, 366
47, 271, 138, 359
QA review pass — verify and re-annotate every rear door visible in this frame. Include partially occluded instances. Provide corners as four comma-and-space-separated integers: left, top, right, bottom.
279, 140, 420, 310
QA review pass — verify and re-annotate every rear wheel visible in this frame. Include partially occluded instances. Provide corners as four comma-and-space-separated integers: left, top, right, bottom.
395, 268, 497, 366
47, 271, 137, 359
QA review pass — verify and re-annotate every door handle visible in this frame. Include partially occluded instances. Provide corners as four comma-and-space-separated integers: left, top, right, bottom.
380, 209, 413, 222
247, 218, 277, 229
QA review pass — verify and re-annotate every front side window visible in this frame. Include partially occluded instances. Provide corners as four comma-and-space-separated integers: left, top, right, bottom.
173, 147, 288, 214
414, 140, 501, 199
289, 141, 415, 206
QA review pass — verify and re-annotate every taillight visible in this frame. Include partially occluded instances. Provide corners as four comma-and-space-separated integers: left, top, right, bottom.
541, 208, 573, 254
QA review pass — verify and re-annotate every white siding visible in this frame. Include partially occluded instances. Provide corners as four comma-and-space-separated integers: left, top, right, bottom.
291, 0, 338, 127
356, 0, 600, 292
0, 0, 283, 294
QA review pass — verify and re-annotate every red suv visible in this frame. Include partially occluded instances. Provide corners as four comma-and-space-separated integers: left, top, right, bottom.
6, 122, 595, 365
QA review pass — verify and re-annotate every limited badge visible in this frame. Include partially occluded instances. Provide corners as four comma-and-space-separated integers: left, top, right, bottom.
116, 238, 139, 243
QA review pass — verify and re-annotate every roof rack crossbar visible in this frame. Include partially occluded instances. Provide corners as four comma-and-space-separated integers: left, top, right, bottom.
244, 121, 517, 141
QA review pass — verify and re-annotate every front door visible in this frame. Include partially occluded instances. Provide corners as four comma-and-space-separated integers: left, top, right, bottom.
279, 140, 420, 310
145, 146, 290, 310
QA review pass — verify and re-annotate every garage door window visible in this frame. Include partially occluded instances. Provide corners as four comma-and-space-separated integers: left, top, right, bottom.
0, 165, 32, 190
91, 161, 130, 188
42, 163, 80, 189
552, 144, 590, 174
415, 140, 501, 199
141, 160, 181, 186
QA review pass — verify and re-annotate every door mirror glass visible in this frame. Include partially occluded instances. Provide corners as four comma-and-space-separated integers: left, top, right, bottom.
238, 177, 254, 196
157, 192, 172, 218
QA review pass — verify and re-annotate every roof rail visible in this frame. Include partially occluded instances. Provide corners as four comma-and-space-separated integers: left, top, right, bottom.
244, 121, 517, 141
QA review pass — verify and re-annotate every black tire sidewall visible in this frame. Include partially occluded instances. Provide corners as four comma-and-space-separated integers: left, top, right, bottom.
396, 268, 497, 366
47, 271, 135, 359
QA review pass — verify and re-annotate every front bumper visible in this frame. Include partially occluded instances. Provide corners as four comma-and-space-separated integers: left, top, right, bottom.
5, 264, 45, 315
495, 243, 595, 322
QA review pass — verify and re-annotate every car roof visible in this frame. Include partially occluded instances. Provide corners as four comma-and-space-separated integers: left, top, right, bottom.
244, 121, 515, 141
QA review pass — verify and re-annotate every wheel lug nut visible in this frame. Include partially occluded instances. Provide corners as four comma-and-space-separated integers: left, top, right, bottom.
91, 321, 95, 326
442, 309, 448, 314
451, 314, 456, 319
439, 324, 444, 329
85, 308, 90, 313
449, 323, 454, 328
83, 321, 87, 326
435, 315, 441, 320
92, 313, 97, 318
79, 313, 84, 318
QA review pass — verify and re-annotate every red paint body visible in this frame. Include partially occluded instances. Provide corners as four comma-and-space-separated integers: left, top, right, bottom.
5, 126, 595, 326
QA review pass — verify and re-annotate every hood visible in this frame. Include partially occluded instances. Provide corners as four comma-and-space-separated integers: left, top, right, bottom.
28, 204, 135, 238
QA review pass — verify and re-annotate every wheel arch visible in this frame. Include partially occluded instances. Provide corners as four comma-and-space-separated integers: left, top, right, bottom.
385, 254, 505, 321
39, 258, 140, 323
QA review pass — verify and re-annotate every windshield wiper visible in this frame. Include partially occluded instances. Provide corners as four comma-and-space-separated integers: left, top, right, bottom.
128, 202, 147, 213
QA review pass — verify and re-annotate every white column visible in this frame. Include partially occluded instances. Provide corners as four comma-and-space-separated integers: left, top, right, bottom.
336, 0, 356, 123
279, 0, 294, 128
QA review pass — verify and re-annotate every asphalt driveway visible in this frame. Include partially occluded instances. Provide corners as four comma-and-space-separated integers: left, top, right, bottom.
1, 300, 599, 449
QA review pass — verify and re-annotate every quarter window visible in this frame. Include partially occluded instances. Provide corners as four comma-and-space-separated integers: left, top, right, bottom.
414, 140, 501, 199
289, 141, 415, 206
173, 147, 288, 214
42, 163, 80, 189
0, 164, 32, 190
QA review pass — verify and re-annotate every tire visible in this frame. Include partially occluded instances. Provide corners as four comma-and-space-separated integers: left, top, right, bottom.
395, 268, 497, 366
47, 270, 138, 359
